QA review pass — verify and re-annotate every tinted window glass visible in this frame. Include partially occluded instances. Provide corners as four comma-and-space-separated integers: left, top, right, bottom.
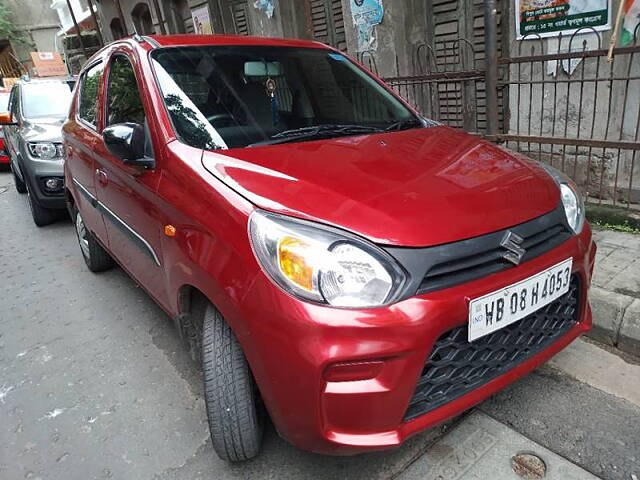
79, 62, 104, 127
21, 82, 73, 119
106, 55, 145, 125
9, 87, 19, 117
151, 46, 419, 149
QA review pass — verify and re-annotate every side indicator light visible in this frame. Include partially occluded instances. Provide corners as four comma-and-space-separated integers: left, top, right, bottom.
164, 225, 177, 237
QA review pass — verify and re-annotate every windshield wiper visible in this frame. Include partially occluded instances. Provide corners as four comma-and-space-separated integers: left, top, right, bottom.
384, 117, 424, 132
248, 124, 383, 147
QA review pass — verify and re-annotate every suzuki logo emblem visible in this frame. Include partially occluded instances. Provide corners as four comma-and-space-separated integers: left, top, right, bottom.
500, 231, 526, 265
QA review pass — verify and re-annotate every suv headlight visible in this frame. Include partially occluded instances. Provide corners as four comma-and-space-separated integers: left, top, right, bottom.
543, 164, 585, 234
28, 142, 64, 160
249, 210, 408, 308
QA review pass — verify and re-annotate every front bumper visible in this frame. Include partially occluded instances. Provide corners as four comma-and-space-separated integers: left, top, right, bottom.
238, 223, 596, 455
21, 155, 65, 209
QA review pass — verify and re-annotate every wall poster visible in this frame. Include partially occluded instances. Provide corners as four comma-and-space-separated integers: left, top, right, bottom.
191, 5, 213, 34
515, 0, 612, 39
351, 0, 384, 52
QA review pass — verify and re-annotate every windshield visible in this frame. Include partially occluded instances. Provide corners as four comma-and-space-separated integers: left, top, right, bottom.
21, 82, 73, 119
151, 46, 420, 149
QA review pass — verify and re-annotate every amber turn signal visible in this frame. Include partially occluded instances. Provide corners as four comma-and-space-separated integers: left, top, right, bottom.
277, 236, 314, 291
164, 225, 177, 237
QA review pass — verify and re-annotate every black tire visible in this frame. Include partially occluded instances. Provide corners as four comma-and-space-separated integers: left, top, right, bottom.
202, 305, 263, 462
74, 207, 114, 272
11, 164, 27, 194
26, 183, 56, 227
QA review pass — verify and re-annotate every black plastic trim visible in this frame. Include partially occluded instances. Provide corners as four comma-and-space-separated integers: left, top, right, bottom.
404, 275, 580, 421
71, 178, 160, 266
383, 203, 572, 297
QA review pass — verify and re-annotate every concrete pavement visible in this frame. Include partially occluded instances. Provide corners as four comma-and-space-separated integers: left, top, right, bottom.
589, 229, 640, 357
1, 170, 639, 480
398, 411, 599, 480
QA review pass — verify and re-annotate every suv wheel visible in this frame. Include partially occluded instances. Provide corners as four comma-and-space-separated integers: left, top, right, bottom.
26, 184, 56, 226
11, 164, 27, 194
74, 207, 114, 272
202, 304, 263, 462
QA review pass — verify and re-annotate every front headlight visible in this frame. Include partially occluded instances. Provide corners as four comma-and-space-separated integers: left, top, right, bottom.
249, 210, 407, 308
28, 142, 63, 160
543, 164, 585, 234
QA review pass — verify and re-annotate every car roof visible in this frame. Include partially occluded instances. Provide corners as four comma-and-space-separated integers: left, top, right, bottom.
17, 76, 76, 86
145, 34, 330, 50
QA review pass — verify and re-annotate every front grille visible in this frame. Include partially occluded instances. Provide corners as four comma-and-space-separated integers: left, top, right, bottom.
416, 206, 572, 294
404, 276, 580, 421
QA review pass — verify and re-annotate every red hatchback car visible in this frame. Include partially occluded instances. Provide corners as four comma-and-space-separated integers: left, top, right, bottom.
63, 35, 596, 462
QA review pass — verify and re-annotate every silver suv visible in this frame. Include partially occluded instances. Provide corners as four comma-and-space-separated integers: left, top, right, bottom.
2, 77, 75, 226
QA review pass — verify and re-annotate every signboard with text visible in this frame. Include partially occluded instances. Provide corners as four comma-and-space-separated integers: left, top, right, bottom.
515, 0, 611, 39
30, 52, 67, 77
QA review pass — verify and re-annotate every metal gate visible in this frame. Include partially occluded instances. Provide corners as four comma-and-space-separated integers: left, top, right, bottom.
492, 31, 640, 207
362, 3, 640, 209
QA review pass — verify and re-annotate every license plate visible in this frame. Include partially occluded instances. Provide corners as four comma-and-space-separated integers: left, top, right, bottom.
468, 258, 573, 342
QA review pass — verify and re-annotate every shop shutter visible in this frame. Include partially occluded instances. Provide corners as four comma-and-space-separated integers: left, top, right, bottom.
427, 0, 505, 133
308, 0, 347, 52
231, 2, 251, 36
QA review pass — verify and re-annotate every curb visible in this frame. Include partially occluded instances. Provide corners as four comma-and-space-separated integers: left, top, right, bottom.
587, 286, 640, 358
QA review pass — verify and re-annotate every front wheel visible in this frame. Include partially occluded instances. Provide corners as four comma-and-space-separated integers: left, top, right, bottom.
74, 207, 114, 272
202, 305, 263, 462
26, 184, 56, 226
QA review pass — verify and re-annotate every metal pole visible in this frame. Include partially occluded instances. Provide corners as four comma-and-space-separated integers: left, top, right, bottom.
114, 0, 128, 36
484, 0, 499, 136
151, 0, 167, 34
65, 0, 88, 58
85, 0, 105, 46
607, 0, 626, 62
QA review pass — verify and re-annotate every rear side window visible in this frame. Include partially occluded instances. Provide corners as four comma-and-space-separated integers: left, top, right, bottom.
78, 62, 104, 128
106, 55, 145, 126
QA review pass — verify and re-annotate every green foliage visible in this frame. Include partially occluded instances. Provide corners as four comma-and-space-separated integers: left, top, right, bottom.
79, 67, 102, 123
0, 1, 28, 45
592, 220, 640, 234
107, 57, 145, 125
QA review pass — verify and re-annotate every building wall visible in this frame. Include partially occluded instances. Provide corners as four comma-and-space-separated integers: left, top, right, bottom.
2, 0, 61, 66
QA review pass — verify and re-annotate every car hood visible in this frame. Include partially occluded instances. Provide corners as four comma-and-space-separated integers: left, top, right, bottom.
202, 126, 560, 247
22, 118, 64, 142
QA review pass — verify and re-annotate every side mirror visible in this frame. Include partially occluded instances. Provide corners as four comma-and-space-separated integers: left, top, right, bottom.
103, 123, 155, 169
0, 112, 18, 126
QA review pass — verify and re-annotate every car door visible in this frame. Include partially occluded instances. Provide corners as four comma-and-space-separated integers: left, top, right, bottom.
66, 60, 109, 242
94, 50, 167, 306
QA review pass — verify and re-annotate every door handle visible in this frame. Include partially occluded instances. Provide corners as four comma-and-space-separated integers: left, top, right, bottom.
96, 168, 109, 186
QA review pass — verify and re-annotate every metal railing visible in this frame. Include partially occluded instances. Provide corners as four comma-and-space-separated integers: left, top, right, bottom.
493, 28, 640, 209
359, 25, 640, 210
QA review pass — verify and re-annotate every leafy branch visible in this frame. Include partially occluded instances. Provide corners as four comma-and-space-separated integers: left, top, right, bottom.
0, 1, 30, 46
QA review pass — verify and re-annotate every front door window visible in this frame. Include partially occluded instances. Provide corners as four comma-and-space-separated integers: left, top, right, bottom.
106, 55, 145, 126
